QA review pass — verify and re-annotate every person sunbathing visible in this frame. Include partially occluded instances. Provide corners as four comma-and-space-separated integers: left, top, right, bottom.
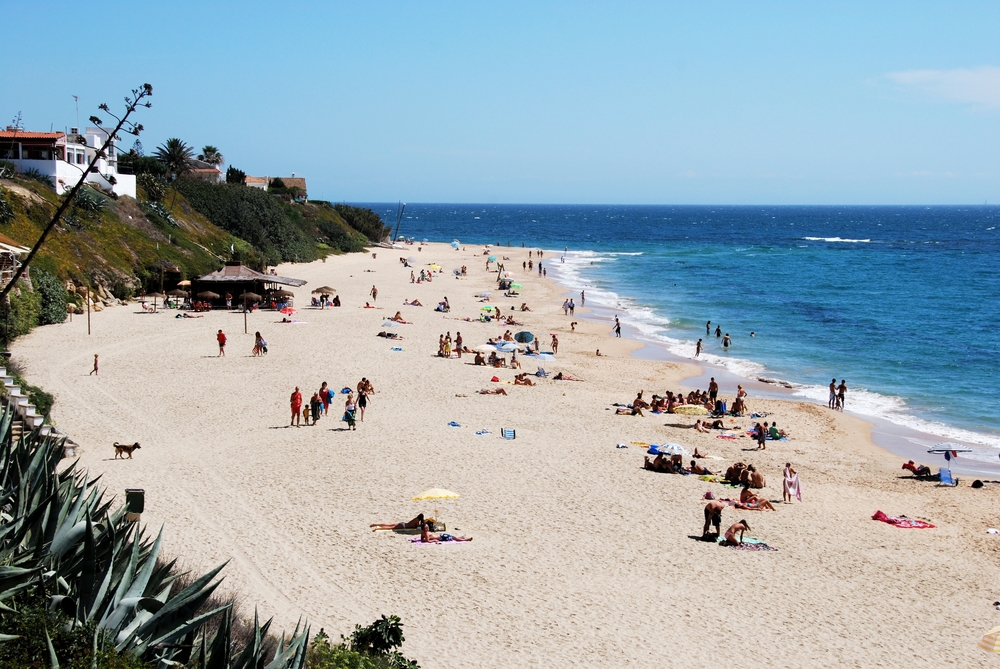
724, 463, 747, 484
644, 454, 672, 473
903, 460, 935, 479
687, 460, 714, 475
749, 468, 766, 488
370, 514, 424, 532
420, 522, 472, 542
693, 447, 708, 459
738, 486, 776, 511
478, 387, 508, 395
513, 373, 534, 386
390, 311, 406, 323
731, 397, 746, 416
364, 302, 375, 308
553, 372, 584, 381
376, 331, 402, 339
768, 422, 787, 440
694, 420, 711, 433
520, 303, 531, 311
721, 520, 751, 545
404, 299, 423, 306
711, 419, 726, 429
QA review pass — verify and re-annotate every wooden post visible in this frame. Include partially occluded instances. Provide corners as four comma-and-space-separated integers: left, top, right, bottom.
86, 287, 91, 335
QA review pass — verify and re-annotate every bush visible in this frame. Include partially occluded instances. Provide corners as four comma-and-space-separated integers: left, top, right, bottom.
21, 167, 54, 188
0, 187, 14, 225
73, 187, 106, 213
334, 204, 390, 242
4, 358, 55, 420
226, 165, 246, 184
0, 160, 15, 178
137, 172, 165, 202
0, 283, 41, 342
33, 268, 67, 325
308, 624, 420, 669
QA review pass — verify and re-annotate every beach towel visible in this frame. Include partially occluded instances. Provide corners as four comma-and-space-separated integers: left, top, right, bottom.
448, 421, 461, 428
474, 429, 491, 436
408, 537, 464, 545
783, 472, 802, 501
391, 346, 403, 351
716, 434, 738, 440
716, 537, 777, 551
872, 510, 935, 529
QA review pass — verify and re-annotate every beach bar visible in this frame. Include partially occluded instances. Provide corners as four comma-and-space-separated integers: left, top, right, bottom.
195, 262, 307, 308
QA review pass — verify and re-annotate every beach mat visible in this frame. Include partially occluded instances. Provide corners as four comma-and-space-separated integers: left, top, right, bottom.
872, 510, 935, 529
716, 537, 777, 551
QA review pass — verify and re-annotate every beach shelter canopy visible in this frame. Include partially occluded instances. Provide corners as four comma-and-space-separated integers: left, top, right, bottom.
196, 291, 220, 299
312, 286, 336, 294
271, 289, 295, 298
146, 292, 165, 299
381, 319, 402, 327
429, 264, 442, 271
165, 289, 188, 297
981, 627, 1000, 653
238, 292, 262, 301
481, 305, 498, 312
656, 443, 690, 456
514, 331, 534, 343
197, 262, 307, 287
177, 280, 192, 287
412, 488, 460, 500
510, 283, 523, 290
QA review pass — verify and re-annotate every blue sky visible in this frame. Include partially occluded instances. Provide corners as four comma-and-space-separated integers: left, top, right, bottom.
4, 1, 1000, 204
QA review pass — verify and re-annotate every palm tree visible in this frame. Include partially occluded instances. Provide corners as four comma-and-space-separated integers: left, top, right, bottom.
198, 144, 224, 166
153, 138, 194, 180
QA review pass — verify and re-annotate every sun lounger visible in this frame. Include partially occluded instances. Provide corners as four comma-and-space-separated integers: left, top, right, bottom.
502, 428, 516, 440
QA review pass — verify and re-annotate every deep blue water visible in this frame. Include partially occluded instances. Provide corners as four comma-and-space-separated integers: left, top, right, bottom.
356, 204, 1000, 449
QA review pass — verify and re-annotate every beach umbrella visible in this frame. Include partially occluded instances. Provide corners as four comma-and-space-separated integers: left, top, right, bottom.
177, 280, 192, 287
451, 240, 460, 249
146, 292, 165, 309
412, 488, 460, 500
657, 443, 691, 456
477, 291, 492, 298
481, 305, 498, 312
980, 627, 1000, 652
238, 292, 262, 301
535, 353, 556, 361
514, 331, 534, 343
474, 344, 497, 353
495, 342, 517, 353
381, 319, 402, 327
928, 442, 973, 468
407, 257, 416, 264
272, 289, 294, 298
166, 289, 188, 297
312, 286, 336, 294
488, 255, 496, 262
510, 283, 523, 290
280, 307, 297, 315
196, 291, 219, 299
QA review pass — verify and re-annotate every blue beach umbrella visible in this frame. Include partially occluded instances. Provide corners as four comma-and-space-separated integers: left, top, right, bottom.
514, 331, 534, 343
488, 255, 496, 262
451, 240, 460, 249
495, 342, 518, 353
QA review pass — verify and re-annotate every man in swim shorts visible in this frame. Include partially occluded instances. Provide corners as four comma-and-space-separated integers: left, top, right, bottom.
829, 378, 837, 409
708, 377, 719, 402
703, 499, 726, 539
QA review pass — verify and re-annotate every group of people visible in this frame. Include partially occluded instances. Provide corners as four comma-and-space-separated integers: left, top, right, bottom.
701, 463, 801, 543
289, 378, 374, 430
828, 378, 848, 410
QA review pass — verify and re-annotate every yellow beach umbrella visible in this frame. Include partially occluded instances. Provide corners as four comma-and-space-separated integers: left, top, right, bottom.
673, 405, 709, 415
980, 627, 1000, 652
429, 264, 442, 271
412, 488, 460, 501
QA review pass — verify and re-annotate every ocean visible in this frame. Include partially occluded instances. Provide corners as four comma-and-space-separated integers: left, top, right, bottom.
357, 203, 1000, 461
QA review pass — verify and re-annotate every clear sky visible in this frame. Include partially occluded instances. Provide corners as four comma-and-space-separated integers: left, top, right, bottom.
4, 1, 1000, 204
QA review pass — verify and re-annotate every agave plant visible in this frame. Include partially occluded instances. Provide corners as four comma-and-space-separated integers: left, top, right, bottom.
0, 403, 310, 667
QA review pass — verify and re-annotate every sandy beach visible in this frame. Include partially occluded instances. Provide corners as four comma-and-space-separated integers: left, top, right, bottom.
12, 242, 1000, 668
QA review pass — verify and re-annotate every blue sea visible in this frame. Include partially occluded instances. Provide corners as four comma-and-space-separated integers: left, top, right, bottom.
358, 204, 1000, 458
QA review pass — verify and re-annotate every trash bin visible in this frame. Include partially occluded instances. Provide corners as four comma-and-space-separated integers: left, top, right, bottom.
125, 488, 144, 522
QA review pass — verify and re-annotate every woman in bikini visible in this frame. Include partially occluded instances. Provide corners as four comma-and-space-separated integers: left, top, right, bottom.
370, 514, 424, 531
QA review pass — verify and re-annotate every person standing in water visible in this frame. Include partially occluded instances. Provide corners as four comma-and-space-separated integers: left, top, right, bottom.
715, 325, 722, 338
581, 290, 585, 306
837, 380, 847, 411
696, 339, 702, 357
706, 321, 711, 335
828, 378, 838, 409
722, 333, 731, 349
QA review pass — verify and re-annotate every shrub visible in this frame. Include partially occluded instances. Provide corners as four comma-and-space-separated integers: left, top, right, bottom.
137, 172, 165, 202
21, 167, 54, 188
4, 358, 55, 420
33, 268, 67, 325
308, 624, 420, 669
0, 284, 41, 342
73, 187, 106, 213
0, 188, 13, 225
334, 204, 391, 242
0, 160, 15, 178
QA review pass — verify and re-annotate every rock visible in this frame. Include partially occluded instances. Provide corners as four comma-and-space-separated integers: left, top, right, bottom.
65, 282, 76, 293
92, 301, 103, 312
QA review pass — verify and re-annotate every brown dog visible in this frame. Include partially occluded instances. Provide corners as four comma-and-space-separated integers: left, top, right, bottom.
113, 442, 141, 459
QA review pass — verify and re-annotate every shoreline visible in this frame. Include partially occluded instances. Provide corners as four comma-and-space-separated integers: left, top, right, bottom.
529, 247, 1000, 477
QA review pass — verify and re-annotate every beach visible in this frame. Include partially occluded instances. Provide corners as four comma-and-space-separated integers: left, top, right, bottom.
12, 242, 1000, 667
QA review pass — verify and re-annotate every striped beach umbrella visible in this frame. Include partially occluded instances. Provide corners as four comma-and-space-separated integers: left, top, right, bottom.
979, 627, 1000, 652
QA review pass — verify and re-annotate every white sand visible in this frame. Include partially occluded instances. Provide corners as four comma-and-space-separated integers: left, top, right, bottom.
13, 243, 1000, 667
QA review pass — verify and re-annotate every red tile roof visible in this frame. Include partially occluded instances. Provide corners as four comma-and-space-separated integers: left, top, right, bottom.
0, 131, 66, 140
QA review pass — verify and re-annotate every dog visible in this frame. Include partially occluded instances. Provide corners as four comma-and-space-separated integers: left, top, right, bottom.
113, 442, 141, 459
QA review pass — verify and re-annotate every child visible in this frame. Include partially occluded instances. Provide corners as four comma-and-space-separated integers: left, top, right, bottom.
303, 404, 311, 425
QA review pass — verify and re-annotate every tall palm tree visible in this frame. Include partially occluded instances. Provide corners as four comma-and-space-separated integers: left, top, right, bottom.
153, 138, 194, 181
198, 144, 224, 166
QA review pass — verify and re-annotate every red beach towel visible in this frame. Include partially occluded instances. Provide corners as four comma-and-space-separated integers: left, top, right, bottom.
872, 510, 935, 529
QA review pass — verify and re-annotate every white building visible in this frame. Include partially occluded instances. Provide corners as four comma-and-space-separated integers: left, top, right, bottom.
0, 125, 137, 198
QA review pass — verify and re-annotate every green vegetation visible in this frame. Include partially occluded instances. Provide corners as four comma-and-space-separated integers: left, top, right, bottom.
33, 267, 68, 326
332, 203, 391, 242
226, 165, 246, 184
0, 186, 13, 225
153, 138, 195, 180
0, 405, 419, 668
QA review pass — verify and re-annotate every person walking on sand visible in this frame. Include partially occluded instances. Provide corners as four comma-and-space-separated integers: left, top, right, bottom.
344, 394, 357, 430
370, 285, 378, 302
357, 380, 370, 422
581, 290, 585, 306
828, 378, 837, 409
538, 262, 543, 276
217, 330, 227, 356
837, 380, 847, 411
551, 333, 559, 354
88, 354, 99, 376
455, 332, 463, 358
696, 339, 702, 357
709, 377, 719, 402
290, 386, 302, 427
614, 316, 621, 337
562, 299, 569, 315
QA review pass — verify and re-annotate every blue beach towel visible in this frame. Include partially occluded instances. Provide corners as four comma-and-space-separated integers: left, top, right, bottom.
448, 421, 461, 428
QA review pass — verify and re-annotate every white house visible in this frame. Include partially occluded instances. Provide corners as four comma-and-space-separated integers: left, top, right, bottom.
0, 125, 137, 198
